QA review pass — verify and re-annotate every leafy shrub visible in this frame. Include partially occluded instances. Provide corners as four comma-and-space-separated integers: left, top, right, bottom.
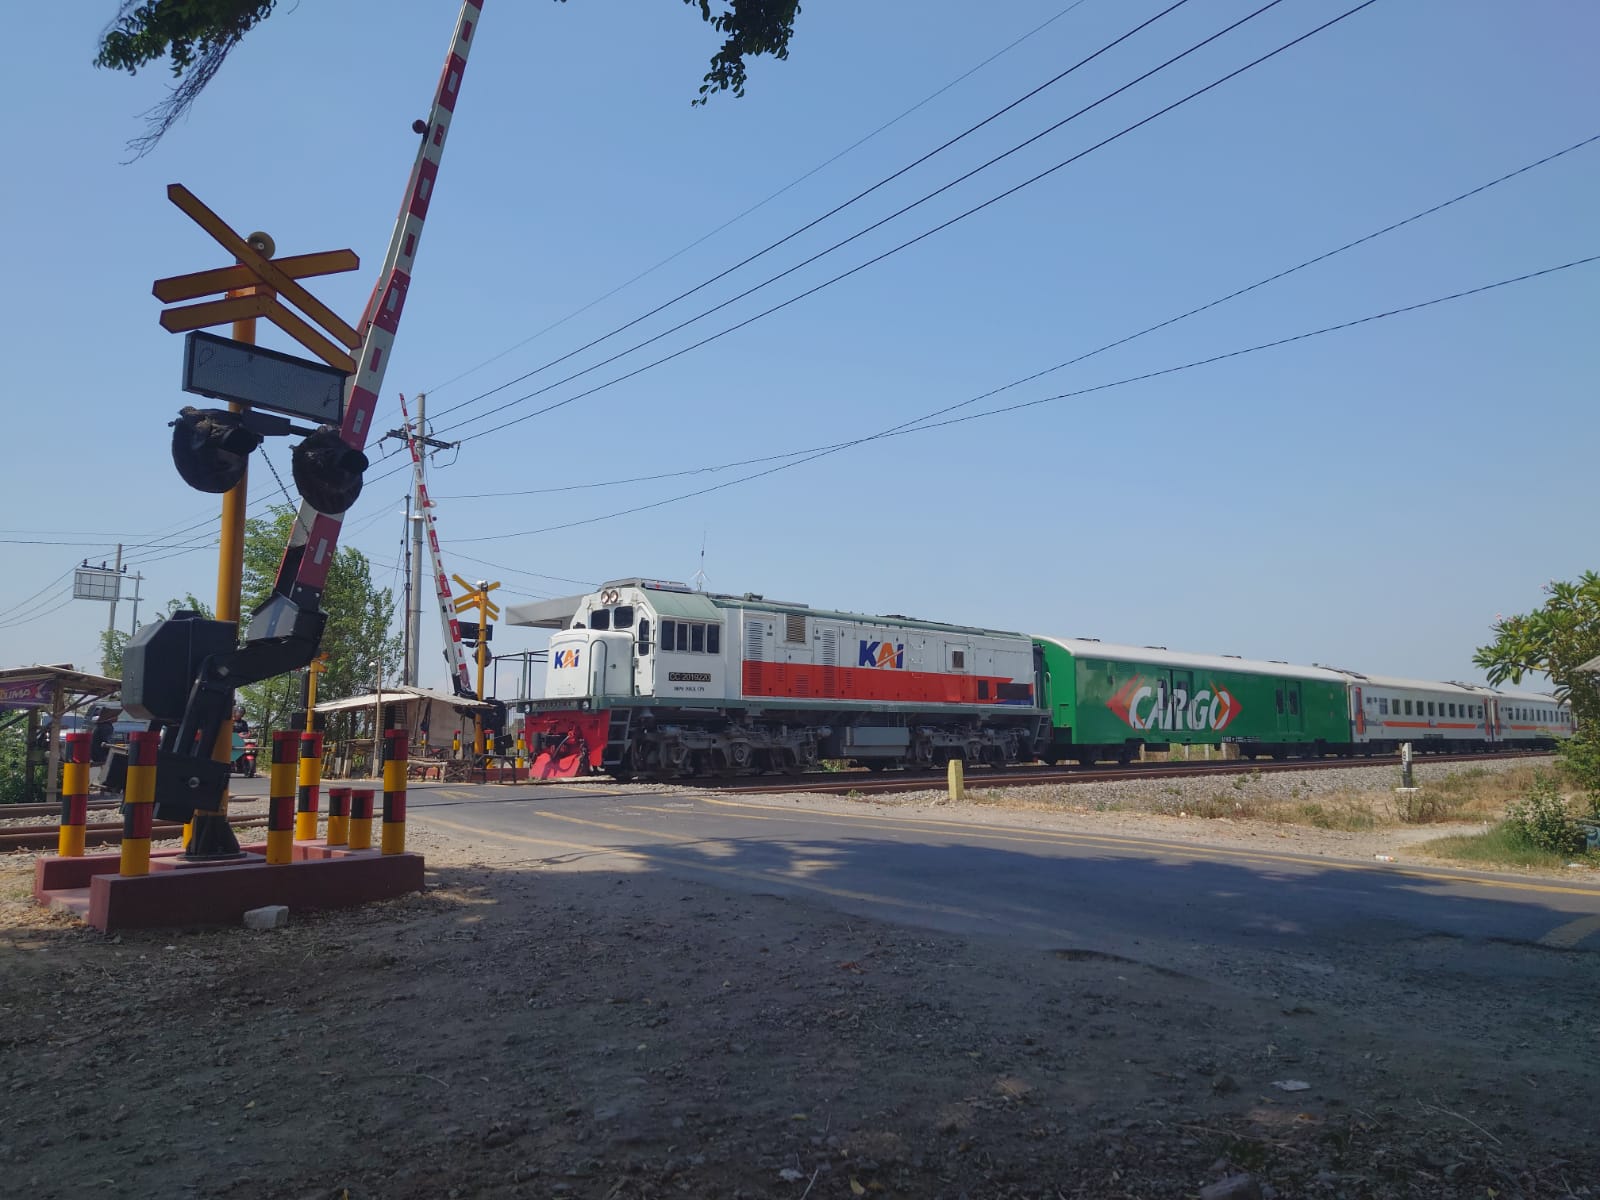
1558, 726, 1600, 819
1394, 789, 1465, 824
0, 725, 31, 805
1502, 770, 1586, 855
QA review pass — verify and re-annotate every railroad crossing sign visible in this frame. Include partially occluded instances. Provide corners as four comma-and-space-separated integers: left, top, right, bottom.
451, 576, 500, 622
152, 184, 361, 376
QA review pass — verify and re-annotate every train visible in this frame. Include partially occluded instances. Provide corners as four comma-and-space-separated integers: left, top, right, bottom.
510, 577, 1573, 779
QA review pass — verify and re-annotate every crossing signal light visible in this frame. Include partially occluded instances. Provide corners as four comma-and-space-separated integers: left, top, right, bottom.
170, 406, 263, 494
292, 426, 369, 514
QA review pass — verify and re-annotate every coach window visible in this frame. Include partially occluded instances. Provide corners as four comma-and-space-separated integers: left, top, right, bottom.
1379, 698, 1389, 715
707, 624, 721, 654
613, 605, 634, 630
637, 619, 651, 655
1404, 700, 1413, 715
1288, 690, 1300, 716
1275, 688, 1284, 714
1448, 703, 1456, 718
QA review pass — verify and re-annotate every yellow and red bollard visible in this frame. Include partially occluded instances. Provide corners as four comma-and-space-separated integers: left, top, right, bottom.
118, 731, 160, 875
266, 731, 298, 865
348, 787, 375, 851
381, 729, 408, 855
57, 732, 90, 857
326, 786, 351, 847
296, 731, 323, 841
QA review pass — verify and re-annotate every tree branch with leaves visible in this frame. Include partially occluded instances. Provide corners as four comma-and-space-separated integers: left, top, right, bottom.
97, 0, 802, 157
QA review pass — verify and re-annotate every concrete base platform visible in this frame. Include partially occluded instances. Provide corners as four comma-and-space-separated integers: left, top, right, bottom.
34, 844, 425, 932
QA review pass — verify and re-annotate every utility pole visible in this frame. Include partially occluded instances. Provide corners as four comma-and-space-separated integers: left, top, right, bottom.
401, 494, 413, 684
382, 392, 449, 689
126, 570, 143, 633
107, 544, 123, 638
407, 393, 426, 686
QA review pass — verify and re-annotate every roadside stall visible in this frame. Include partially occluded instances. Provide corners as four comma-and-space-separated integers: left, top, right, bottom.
0, 665, 121, 804
312, 685, 492, 780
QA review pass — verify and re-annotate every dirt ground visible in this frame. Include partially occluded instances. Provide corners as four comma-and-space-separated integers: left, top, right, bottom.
3, 797, 1599, 1200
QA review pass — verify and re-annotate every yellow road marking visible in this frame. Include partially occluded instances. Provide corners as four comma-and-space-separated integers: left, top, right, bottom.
1538, 914, 1600, 949
417, 813, 1072, 938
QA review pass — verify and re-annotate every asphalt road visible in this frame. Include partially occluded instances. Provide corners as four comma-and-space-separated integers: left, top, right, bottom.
372, 780, 1600, 989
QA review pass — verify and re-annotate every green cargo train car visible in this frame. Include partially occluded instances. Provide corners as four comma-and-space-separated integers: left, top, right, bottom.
1033, 637, 1352, 764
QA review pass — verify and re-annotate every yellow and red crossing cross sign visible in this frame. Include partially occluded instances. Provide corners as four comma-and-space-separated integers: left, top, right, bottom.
451, 576, 500, 622
152, 184, 360, 375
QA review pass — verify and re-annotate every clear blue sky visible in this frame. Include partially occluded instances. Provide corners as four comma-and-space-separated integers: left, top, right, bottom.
2, 0, 1595, 694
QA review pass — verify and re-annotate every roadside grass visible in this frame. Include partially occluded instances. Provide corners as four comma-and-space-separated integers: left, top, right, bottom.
963, 760, 1553, 836
1422, 824, 1597, 872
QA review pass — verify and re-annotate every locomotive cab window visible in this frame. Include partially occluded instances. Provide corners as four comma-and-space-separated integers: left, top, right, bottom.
612, 605, 634, 630
637, 619, 651, 655
662, 623, 676, 651
691, 624, 705, 653
590, 609, 610, 631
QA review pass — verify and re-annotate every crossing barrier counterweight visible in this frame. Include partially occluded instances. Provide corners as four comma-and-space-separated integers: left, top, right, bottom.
381, 730, 408, 855
348, 787, 375, 851
57, 732, 90, 857
267, 731, 298, 865
296, 732, 324, 841
119, 731, 160, 876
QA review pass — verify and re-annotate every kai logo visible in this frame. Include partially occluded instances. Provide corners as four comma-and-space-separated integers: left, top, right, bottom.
553, 649, 581, 669
1107, 675, 1241, 733
858, 639, 905, 669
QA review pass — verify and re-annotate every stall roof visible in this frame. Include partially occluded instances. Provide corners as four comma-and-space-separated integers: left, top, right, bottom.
0, 664, 119, 709
314, 685, 493, 715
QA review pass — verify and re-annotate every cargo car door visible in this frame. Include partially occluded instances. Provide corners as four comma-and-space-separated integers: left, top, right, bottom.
1283, 679, 1305, 737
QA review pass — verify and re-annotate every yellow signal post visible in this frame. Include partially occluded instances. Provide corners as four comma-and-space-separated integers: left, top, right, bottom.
452, 576, 499, 754
305, 653, 330, 733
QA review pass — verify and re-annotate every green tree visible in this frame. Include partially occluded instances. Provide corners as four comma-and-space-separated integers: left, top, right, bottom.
240, 507, 401, 734
1475, 572, 1600, 796
97, 0, 802, 156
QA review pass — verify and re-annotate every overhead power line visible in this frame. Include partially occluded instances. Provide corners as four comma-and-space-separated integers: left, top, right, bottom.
416, 0, 1099, 406
451, 252, 1598, 544
426, 0, 1201, 428
436, 0, 1381, 446
425, 130, 1600, 503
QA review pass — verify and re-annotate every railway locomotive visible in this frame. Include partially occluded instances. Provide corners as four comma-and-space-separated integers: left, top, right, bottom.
512, 578, 1573, 779
519, 579, 1046, 779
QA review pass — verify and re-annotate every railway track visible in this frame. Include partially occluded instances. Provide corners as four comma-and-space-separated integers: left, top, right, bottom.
0, 815, 268, 853
689, 750, 1554, 797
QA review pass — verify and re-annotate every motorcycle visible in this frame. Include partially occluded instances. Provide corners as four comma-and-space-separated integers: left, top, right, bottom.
232, 731, 258, 778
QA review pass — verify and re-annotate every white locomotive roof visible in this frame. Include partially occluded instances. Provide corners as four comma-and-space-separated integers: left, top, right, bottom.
705, 592, 1027, 639
1034, 637, 1347, 683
